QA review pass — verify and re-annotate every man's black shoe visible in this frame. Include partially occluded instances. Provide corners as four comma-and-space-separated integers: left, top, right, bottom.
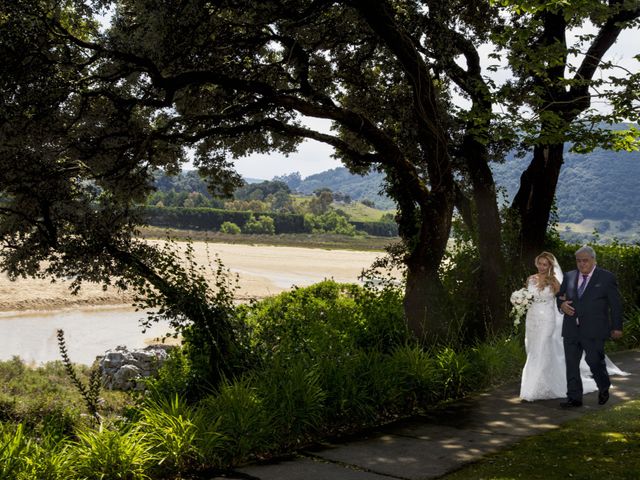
598, 389, 610, 405
560, 399, 583, 408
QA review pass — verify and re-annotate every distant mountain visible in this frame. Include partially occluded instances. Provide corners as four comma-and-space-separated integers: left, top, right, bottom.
289, 149, 640, 224
491, 148, 640, 223
160, 145, 640, 227
292, 167, 395, 209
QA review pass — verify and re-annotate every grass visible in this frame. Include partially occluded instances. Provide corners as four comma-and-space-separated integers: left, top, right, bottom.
333, 202, 395, 222
138, 226, 398, 251
0, 358, 132, 434
441, 399, 640, 480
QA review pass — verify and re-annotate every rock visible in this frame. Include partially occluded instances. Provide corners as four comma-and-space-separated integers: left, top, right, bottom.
98, 345, 172, 391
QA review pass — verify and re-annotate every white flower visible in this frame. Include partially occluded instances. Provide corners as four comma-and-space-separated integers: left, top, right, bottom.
510, 287, 534, 327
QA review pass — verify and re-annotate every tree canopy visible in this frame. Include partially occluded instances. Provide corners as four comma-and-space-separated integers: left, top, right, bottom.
1, 0, 638, 344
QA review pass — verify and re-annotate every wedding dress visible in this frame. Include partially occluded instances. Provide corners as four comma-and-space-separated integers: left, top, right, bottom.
519, 274, 628, 401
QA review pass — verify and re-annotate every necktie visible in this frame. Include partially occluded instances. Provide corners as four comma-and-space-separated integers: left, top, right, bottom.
577, 274, 589, 298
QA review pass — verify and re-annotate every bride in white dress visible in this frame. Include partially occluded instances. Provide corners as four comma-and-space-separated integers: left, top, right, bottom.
519, 251, 627, 401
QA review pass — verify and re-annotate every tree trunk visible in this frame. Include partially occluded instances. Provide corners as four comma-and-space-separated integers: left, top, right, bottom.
402, 192, 454, 342
511, 143, 564, 265
462, 135, 508, 334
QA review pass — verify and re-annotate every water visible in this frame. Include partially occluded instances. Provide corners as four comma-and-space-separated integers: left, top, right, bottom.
0, 307, 172, 366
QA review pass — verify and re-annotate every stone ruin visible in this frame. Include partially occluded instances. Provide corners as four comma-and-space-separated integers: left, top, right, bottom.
97, 344, 173, 391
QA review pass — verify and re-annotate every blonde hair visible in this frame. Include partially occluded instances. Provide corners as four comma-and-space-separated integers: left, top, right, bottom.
534, 251, 558, 290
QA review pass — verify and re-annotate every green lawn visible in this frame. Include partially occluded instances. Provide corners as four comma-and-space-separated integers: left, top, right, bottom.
442, 400, 640, 480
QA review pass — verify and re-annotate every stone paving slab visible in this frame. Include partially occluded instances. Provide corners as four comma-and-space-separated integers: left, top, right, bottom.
237, 456, 393, 480
310, 425, 516, 480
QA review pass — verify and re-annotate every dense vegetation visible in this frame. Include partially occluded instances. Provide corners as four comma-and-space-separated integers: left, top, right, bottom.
3, 239, 640, 479
146, 174, 398, 237
1, 1, 638, 475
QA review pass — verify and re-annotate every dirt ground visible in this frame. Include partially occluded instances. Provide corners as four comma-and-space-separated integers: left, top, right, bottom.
0, 241, 388, 313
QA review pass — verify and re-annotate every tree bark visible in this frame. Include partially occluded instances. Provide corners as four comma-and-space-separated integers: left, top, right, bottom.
401, 190, 454, 342
512, 143, 564, 265
461, 135, 508, 334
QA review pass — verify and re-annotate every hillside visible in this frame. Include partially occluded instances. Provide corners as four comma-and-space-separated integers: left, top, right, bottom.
293, 168, 396, 209
156, 146, 639, 241
490, 148, 640, 223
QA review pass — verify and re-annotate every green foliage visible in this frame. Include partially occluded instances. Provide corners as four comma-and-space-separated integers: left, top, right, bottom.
219, 221, 241, 234
64, 426, 154, 480
466, 336, 527, 391
296, 167, 395, 210
431, 347, 472, 400
254, 361, 326, 445
0, 358, 129, 438
239, 280, 409, 363
138, 394, 215, 474
56, 329, 102, 423
0, 424, 35, 479
233, 180, 291, 201
131, 239, 253, 395
145, 206, 308, 234
0, 423, 66, 479
201, 376, 272, 464
242, 215, 276, 234
143, 348, 192, 399
304, 211, 358, 236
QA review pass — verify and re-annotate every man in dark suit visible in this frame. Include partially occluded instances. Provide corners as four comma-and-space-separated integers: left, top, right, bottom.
557, 245, 623, 408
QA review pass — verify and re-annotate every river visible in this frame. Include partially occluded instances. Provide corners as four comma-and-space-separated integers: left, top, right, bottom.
0, 307, 171, 366
0, 242, 389, 365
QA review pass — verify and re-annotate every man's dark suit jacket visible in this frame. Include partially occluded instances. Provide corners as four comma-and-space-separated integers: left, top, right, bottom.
556, 266, 623, 339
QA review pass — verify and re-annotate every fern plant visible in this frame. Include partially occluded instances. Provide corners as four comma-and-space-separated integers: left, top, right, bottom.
56, 329, 102, 423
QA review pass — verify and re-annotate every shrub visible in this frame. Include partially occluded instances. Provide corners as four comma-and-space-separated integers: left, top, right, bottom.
63, 426, 155, 480
242, 215, 275, 234
201, 376, 272, 464
304, 211, 358, 236
219, 221, 241, 234
255, 361, 326, 446
239, 281, 371, 362
138, 395, 213, 475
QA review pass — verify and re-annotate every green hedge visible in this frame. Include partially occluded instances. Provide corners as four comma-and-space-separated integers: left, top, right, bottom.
144, 206, 308, 234
350, 220, 398, 237
145, 207, 400, 237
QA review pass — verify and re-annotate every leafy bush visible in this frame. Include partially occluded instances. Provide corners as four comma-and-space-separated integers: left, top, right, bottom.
219, 221, 241, 234
242, 215, 275, 234
304, 211, 358, 235
201, 376, 272, 464
254, 361, 326, 446
64, 426, 155, 480
238, 280, 408, 363
138, 395, 214, 475
0, 359, 129, 437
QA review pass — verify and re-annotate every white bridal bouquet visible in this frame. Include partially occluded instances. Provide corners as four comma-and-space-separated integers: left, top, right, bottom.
510, 287, 534, 326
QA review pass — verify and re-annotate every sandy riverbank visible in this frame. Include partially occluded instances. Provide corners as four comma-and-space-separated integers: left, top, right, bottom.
0, 241, 387, 313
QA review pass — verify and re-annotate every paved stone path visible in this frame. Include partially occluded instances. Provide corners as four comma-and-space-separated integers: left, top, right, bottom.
212, 350, 640, 480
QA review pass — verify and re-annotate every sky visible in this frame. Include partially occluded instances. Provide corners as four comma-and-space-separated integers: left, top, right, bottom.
229, 26, 639, 181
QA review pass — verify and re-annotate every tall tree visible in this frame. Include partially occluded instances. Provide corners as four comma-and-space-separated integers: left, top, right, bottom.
3, 0, 638, 346
0, 0, 245, 385
498, 0, 640, 263
58, 0, 458, 341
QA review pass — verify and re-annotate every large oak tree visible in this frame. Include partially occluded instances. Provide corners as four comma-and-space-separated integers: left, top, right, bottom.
2, 0, 638, 345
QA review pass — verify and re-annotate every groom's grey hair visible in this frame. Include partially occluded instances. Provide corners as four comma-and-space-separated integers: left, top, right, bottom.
575, 245, 596, 259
